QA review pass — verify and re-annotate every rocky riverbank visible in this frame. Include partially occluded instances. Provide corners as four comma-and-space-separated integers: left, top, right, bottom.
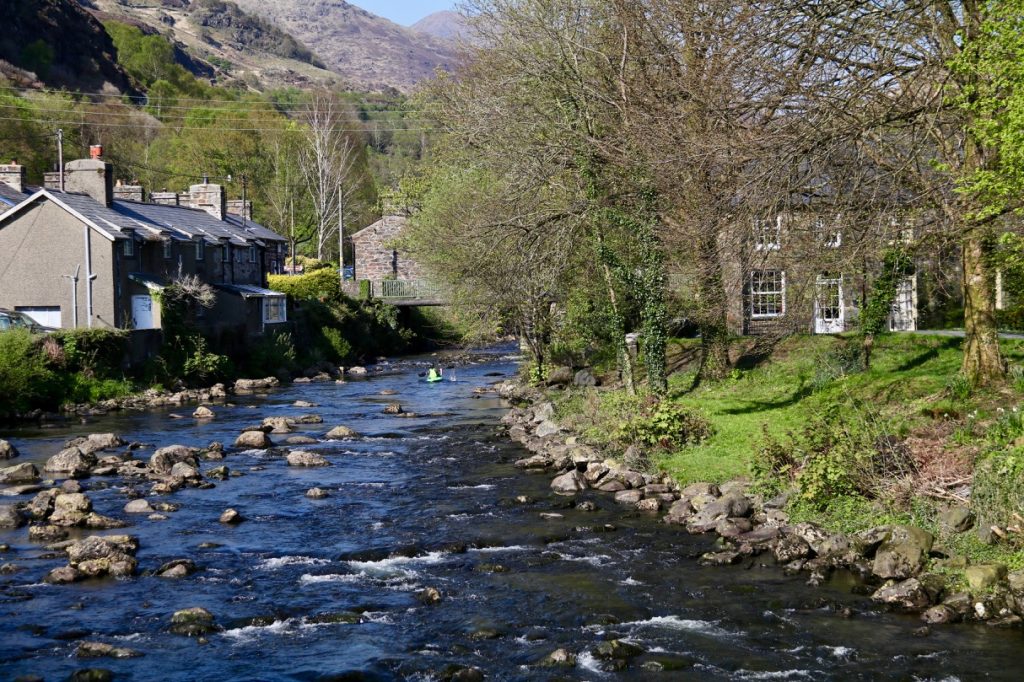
495, 380, 1024, 630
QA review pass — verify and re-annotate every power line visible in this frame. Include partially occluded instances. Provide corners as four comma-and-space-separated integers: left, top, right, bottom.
0, 113, 442, 133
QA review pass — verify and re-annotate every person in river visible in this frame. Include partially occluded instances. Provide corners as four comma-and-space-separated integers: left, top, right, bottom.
427, 366, 443, 382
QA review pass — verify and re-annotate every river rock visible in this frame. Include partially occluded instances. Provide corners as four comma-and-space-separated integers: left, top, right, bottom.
664, 498, 694, 524
76, 641, 143, 659
539, 648, 577, 667
873, 526, 934, 580
574, 368, 597, 387
157, 559, 197, 578
45, 565, 83, 584
234, 377, 279, 392
326, 426, 359, 440
62, 479, 84, 493
0, 504, 24, 528
170, 462, 202, 481
773, 534, 812, 563
68, 668, 115, 681
550, 470, 587, 495
614, 490, 643, 505
286, 451, 330, 467
636, 498, 662, 512
584, 462, 609, 484
417, 587, 442, 604
193, 406, 215, 420
292, 414, 324, 424
49, 493, 93, 526
383, 402, 404, 414
234, 431, 273, 449
286, 436, 319, 445
29, 524, 67, 542
306, 487, 329, 499
0, 462, 39, 484
681, 482, 720, 498
966, 564, 1008, 591
593, 639, 645, 660
65, 433, 125, 456
84, 513, 128, 530
150, 445, 197, 475
535, 420, 561, 438
262, 417, 294, 434
700, 550, 742, 566
25, 489, 59, 519
921, 604, 958, 625
44, 448, 96, 477
170, 607, 219, 636
124, 499, 155, 514
220, 508, 243, 524
872, 578, 932, 610
66, 535, 139, 578
515, 454, 551, 470
294, 400, 318, 408
0, 439, 18, 460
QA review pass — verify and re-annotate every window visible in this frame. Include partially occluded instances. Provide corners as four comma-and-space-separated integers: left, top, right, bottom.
222, 245, 230, 262
195, 240, 205, 261
814, 216, 841, 248
123, 239, 134, 257
751, 270, 785, 318
263, 296, 286, 324
162, 240, 172, 259
249, 246, 257, 263
754, 216, 781, 251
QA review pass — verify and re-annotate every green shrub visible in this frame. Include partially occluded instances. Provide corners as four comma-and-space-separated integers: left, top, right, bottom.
321, 326, 352, 363
0, 329, 58, 416
946, 371, 973, 400
269, 270, 342, 302
617, 400, 714, 451
51, 328, 129, 376
246, 330, 299, 375
811, 341, 864, 390
63, 375, 135, 404
751, 429, 797, 496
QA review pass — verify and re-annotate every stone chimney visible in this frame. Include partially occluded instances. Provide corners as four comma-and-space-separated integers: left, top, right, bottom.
0, 161, 26, 193
189, 179, 226, 220
113, 180, 144, 203
64, 145, 114, 206
44, 172, 61, 190
151, 191, 179, 206
226, 199, 252, 221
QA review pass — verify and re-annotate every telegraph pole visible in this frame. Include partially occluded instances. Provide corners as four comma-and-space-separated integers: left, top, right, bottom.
56, 129, 64, 191
338, 184, 345, 287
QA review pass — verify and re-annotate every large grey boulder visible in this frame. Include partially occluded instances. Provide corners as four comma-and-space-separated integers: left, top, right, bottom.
871, 578, 932, 610
873, 526, 934, 580
0, 439, 18, 460
66, 535, 139, 578
534, 421, 561, 438
44, 448, 97, 476
261, 417, 294, 434
49, 493, 93, 526
573, 368, 597, 387
234, 377, 279, 392
124, 499, 155, 514
150, 445, 198, 475
67, 433, 125, 456
550, 470, 587, 495
0, 462, 38, 484
170, 607, 219, 636
966, 564, 1008, 591
286, 451, 330, 467
325, 426, 358, 440
234, 431, 273, 449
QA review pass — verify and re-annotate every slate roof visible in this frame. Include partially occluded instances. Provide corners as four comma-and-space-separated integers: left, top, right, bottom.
215, 283, 286, 298
0, 183, 29, 207
113, 200, 249, 245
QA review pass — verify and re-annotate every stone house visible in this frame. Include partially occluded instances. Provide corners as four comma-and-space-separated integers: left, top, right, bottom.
351, 213, 424, 283
0, 147, 288, 339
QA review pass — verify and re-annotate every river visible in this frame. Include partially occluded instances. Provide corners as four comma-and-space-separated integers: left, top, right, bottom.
1, 346, 1022, 680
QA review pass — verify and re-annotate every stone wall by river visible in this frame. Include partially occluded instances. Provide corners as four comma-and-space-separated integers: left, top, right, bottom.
1, 347, 1023, 680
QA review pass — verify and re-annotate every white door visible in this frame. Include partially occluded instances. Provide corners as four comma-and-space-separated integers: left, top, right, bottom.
814, 276, 844, 334
889, 276, 918, 331
16, 306, 61, 328
132, 295, 156, 330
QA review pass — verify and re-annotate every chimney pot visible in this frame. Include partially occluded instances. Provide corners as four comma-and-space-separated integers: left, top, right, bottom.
90, 145, 103, 159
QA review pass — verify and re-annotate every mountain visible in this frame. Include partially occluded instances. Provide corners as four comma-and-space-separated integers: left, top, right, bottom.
410, 10, 471, 42
227, 0, 460, 92
0, 0, 135, 93
83, 0, 343, 91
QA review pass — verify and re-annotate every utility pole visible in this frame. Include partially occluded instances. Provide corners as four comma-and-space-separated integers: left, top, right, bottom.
338, 183, 345, 288
241, 174, 248, 228
56, 129, 64, 192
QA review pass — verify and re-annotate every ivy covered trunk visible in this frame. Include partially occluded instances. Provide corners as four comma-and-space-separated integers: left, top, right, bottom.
961, 229, 1005, 386
695, 229, 730, 382
637, 223, 668, 395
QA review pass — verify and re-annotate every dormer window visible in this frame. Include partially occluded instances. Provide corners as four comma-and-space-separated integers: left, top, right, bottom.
196, 240, 205, 261
754, 216, 781, 251
815, 216, 842, 248
123, 238, 134, 257
163, 240, 172, 259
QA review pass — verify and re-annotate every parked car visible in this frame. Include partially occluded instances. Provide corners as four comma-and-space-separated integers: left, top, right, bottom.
0, 309, 57, 334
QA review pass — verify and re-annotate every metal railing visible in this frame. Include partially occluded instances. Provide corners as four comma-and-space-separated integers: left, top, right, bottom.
370, 279, 443, 301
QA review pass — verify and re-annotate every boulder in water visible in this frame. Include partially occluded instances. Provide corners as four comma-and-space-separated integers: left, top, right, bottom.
286, 451, 330, 467
550, 470, 587, 495
325, 426, 359, 440
0, 439, 18, 460
871, 578, 932, 610
306, 487, 329, 499
193, 406, 215, 420
149, 445, 197, 475
220, 508, 243, 524
0, 504, 24, 529
44, 448, 96, 476
873, 526, 933, 580
76, 641, 142, 659
170, 607, 219, 636
234, 431, 273, 449
261, 417, 294, 434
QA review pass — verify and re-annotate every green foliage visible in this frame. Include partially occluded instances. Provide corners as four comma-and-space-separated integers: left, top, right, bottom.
62, 375, 135, 405
269, 270, 342, 302
617, 400, 713, 451
973, 448, 1024, 530
245, 330, 299, 376
810, 341, 864, 390
946, 371, 974, 401
750, 428, 797, 496
320, 326, 352, 362
50, 329, 129, 376
0, 329, 58, 416
860, 248, 915, 338
20, 39, 54, 78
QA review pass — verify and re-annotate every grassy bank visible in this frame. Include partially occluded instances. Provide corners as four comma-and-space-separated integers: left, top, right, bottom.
553, 333, 1024, 573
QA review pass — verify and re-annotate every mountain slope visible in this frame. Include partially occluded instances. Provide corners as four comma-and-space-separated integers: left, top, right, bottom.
0, 0, 135, 93
410, 10, 471, 42
228, 0, 459, 92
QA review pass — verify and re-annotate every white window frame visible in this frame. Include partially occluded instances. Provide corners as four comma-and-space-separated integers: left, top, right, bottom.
751, 270, 786, 319
195, 240, 205, 261
262, 296, 287, 324
123, 238, 134, 257
162, 240, 172, 259
754, 216, 781, 251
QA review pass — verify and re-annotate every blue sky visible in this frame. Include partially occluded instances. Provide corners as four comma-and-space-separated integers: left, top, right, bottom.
356, 1, 457, 26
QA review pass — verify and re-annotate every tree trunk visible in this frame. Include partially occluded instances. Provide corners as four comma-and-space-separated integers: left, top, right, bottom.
961, 230, 1005, 386
695, 230, 730, 382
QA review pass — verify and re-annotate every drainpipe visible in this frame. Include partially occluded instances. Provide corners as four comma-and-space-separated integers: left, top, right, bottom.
62, 264, 80, 328
84, 225, 96, 328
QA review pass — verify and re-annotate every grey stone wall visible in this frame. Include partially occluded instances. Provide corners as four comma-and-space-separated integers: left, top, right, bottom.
352, 215, 423, 282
